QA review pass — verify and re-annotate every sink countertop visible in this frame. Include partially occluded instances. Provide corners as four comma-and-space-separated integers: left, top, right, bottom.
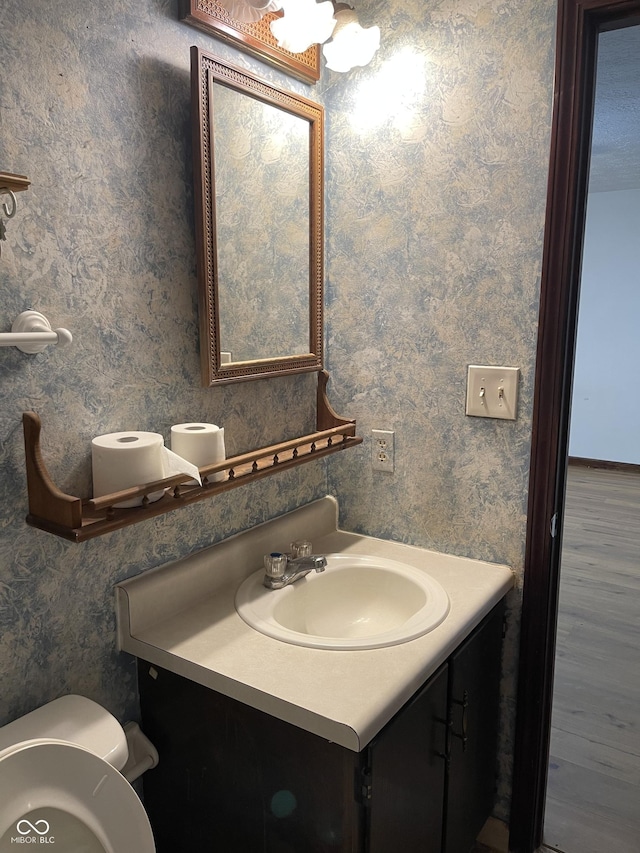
116, 496, 514, 752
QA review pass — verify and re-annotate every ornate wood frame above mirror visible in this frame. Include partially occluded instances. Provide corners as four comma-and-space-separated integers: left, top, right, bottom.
180, 2, 321, 84
191, 47, 324, 386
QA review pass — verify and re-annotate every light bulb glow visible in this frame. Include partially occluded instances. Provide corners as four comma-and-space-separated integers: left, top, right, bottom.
323, 10, 380, 72
348, 48, 427, 133
219, 0, 281, 23
270, 0, 336, 54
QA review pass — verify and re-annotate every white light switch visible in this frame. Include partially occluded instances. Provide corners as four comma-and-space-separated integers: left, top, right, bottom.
466, 365, 519, 420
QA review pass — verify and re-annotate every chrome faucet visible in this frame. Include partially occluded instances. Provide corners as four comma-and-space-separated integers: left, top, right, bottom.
262, 540, 327, 590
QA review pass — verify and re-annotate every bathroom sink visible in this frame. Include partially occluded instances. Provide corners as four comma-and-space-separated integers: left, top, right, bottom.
234, 554, 450, 650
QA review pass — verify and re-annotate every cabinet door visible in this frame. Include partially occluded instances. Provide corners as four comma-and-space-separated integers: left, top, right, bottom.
367, 664, 448, 853
138, 664, 364, 853
444, 602, 504, 853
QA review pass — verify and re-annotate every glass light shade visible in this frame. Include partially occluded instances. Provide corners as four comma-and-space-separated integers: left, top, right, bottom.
220, 0, 281, 24
270, 0, 336, 54
323, 9, 381, 72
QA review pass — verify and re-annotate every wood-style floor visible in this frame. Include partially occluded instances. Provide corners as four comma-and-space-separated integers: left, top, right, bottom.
543, 465, 640, 853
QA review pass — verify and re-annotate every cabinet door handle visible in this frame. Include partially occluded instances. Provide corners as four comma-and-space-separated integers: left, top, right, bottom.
433, 715, 451, 763
450, 690, 469, 751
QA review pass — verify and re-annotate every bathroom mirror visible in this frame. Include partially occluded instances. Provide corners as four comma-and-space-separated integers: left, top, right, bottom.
191, 47, 324, 386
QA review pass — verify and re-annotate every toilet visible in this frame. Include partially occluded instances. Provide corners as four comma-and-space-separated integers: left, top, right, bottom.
0, 695, 156, 852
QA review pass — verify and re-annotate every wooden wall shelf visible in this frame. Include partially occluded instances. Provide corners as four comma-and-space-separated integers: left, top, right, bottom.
1, 172, 30, 254
22, 372, 362, 542
0, 172, 30, 194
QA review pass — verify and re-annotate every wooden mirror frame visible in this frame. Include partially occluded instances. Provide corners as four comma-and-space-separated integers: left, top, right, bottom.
191, 47, 324, 386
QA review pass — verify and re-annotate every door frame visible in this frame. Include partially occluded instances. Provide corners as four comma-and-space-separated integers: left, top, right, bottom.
509, 1, 640, 851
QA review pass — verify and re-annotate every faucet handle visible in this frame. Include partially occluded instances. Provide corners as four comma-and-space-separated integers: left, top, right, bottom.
290, 540, 312, 558
264, 552, 287, 579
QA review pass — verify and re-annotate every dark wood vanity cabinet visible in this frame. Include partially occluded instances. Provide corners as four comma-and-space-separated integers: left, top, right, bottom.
138, 668, 365, 852
137, 602, 504, 853
444, 603, 505, 853
366, 664, 448, 853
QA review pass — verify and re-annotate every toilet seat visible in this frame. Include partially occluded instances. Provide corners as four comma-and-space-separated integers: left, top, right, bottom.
0, 739, 155, 852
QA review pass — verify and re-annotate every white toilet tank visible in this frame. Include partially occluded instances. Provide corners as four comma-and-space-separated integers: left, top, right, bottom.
0, 695, 129, 771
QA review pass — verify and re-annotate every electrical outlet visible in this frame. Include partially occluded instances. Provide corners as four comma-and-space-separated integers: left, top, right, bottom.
371, 429, 395, 472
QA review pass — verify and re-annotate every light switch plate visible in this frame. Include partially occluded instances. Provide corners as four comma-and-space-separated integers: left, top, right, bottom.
466, 365, 519, 420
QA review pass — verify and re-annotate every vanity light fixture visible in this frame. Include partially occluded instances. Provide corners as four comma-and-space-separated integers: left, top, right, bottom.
218, 0, 282, 24
271, 0, 337, 54
220, 0, 381, 72
322, 4, 381, 72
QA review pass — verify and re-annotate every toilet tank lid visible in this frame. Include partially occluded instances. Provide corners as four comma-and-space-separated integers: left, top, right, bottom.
0, 695, 129, 771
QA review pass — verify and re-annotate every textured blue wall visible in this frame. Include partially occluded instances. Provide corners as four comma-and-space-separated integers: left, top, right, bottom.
0, 1, 326, 727
321, 0, 555, 819
0, 0, 556, 824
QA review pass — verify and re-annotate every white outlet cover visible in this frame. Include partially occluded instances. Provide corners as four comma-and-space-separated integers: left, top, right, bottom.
466, 365, 519, 420
371, 429, 395, 472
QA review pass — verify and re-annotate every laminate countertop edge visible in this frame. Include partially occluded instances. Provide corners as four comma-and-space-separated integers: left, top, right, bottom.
117, 497, 515, 751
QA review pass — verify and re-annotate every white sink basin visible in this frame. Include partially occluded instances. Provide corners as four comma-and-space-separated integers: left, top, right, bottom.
235, 554, 450, 650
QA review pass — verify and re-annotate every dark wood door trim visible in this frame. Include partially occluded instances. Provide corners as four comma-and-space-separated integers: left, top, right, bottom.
509, 2, 640, 851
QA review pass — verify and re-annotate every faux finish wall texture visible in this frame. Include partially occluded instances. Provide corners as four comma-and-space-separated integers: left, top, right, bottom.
322, 0, 555, 820
0, 0, 556, 827
0, 1, 325, 727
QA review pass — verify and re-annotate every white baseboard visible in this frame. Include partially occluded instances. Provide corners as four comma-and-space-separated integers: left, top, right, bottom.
477, 816, 509, 852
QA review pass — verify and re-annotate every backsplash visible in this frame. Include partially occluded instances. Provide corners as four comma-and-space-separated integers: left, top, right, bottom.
0, 0, 556, 829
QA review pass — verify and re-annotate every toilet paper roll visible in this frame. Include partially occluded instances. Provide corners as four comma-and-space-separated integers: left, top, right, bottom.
92, 431, 202, 508
170, 422, 226, 484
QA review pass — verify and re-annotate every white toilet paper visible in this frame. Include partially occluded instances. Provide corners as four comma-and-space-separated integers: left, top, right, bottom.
170, 422, 226, 484
92, 431, 202, 508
